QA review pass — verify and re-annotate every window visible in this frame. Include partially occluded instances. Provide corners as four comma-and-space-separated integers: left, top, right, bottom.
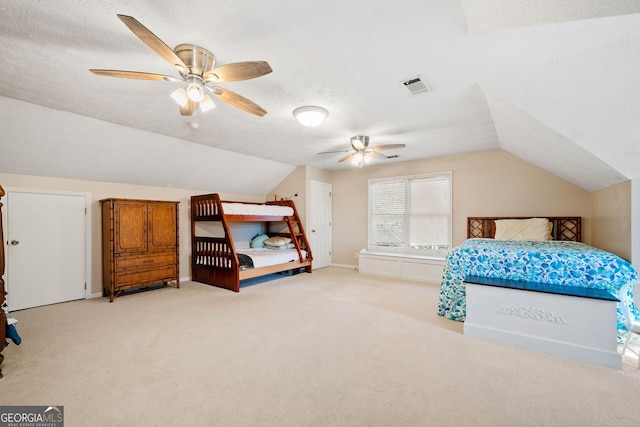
368, 172, 451, 256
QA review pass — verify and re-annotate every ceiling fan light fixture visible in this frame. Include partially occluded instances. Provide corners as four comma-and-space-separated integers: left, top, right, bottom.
352, 152, 369, 167
170, 88, 188, 107
186, 81, 205, 102
293, 106, 328, 127
199, 95, 216, 112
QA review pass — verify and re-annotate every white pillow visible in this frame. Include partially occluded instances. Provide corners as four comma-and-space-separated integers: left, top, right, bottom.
494, 218, 551, 241
263, 236, 292, 246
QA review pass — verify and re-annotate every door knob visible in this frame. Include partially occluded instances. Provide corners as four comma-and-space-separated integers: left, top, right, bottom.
311, 229, 316, 233
10, 240, 19, 245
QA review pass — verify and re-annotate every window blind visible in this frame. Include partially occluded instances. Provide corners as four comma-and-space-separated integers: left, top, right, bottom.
369, 173, 451, 255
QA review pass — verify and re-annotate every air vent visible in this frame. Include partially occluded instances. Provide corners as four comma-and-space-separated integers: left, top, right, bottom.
401, 75, 430, 95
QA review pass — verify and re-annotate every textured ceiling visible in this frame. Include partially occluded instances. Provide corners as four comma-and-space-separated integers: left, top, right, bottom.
0, 1, 639, 193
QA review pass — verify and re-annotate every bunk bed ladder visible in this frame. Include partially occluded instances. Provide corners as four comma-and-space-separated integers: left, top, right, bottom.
285, 212, 312, 268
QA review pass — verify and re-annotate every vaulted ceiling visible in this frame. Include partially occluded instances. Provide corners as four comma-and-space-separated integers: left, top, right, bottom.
1, 1, 639, 194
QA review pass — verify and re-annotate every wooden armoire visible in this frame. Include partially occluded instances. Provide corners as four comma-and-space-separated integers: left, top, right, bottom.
101, 199, 179, 302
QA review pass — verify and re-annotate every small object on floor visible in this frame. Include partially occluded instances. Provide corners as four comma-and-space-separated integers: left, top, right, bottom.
6, 323, 21, 345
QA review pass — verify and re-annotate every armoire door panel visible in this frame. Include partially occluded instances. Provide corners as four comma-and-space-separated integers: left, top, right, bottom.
148, 203, 177, 250
114, 202, 147, 253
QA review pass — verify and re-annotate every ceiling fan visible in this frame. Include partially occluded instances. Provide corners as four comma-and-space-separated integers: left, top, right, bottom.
90, 14, 272, 117
319, 135, 406, 167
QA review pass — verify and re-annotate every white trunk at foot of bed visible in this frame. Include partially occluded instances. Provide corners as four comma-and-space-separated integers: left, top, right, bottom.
464, 282, 621, 369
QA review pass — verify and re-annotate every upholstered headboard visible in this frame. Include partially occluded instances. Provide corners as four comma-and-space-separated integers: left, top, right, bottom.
467, 217, 582, 242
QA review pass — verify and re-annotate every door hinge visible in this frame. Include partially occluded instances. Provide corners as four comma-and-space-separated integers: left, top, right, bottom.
84, 283, 87, 290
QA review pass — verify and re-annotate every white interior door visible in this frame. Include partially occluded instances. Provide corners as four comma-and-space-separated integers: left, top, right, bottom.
309, 181, 332, 269
6, 190, 86, 310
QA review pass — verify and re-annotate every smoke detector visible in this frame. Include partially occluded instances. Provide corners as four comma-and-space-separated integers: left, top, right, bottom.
401, 75, 430, 95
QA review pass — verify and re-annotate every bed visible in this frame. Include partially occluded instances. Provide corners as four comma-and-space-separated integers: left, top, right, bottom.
438, 216, 639, 337
191, 193, 313, 292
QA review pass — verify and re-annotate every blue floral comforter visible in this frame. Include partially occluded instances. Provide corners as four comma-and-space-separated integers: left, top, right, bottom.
437, 239, 639, 334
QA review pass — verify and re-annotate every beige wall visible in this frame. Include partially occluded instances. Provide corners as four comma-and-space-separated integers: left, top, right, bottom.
268, 166, 307, 225
267, 166, 333, 229
0, 172, 264, 296
591, 180, 631, 260
330, 149, 592, 266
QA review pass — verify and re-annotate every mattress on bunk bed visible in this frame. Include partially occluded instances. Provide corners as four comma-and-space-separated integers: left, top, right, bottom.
221, 202, 294, 216
437, 238, 639, 334
237, 248, 307, 269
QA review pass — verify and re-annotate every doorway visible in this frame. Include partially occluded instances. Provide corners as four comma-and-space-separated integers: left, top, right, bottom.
4, 189, 90, 310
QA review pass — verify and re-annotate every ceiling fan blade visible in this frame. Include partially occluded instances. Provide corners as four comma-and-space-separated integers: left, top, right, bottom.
369, 144, 406, 151
90, 69, 179, 81
339, 153, 357, 163
204, 61, 272, 83
368, 151, 388, 160
179, 99, 198, 116
317, 149, 351, 154
117, 14, 189, 74
208, 86, 267, 116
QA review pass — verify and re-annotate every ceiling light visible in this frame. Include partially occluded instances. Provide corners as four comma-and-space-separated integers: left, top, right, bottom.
186, 81, 205, 102
199, 95, 216, 112
293, 106, 328, 127
170, 88, 188, 107
352, 152, 368, 167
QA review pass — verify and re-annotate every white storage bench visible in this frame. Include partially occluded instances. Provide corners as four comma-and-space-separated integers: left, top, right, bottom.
463, 275, 621, 369
358, 249, 445, 283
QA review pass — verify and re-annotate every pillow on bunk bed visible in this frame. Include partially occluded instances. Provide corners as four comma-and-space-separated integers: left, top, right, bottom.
250, 233, 269, 248
265, 243, 296, 250
494, 218, 551, 241
264, 236, 291, 246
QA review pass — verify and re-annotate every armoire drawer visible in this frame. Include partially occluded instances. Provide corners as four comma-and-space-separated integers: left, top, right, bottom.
115, 253, 176, 271
115, 266, 177, 288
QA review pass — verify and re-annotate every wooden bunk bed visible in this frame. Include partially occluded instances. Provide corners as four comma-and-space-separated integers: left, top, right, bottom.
191, 193, 313, 292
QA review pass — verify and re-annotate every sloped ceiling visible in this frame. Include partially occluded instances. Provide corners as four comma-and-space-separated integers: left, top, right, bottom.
0, 1, 639, 194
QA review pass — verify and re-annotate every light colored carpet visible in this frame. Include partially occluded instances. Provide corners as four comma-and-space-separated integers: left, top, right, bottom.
1, 267, 639, 426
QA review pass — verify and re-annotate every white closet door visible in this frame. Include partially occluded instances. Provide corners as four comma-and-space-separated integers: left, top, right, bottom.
6, 191, 86, 310
309, 181, 332, 269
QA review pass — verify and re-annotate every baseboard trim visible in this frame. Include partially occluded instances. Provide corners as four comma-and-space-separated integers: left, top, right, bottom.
89, 277, 189, 300
330, 263, 357, 270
